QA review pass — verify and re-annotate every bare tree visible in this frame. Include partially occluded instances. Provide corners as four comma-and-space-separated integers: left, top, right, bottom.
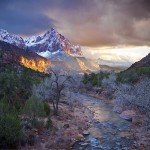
33, 66, 75, 115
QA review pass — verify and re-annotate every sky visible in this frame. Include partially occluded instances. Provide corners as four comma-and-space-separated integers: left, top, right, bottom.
0, 0, 150, 66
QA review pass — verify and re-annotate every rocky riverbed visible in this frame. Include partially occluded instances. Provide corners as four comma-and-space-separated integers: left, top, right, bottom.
72, 93, 137, 150
22, 92, 148, 150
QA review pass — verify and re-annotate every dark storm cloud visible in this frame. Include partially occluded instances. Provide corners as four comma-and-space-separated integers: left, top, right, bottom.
0, 11, 56, 35
0, 0, 150, 46
0, 0, 56, 35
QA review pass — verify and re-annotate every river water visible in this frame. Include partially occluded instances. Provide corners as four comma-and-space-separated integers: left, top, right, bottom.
72, 93, 135, 150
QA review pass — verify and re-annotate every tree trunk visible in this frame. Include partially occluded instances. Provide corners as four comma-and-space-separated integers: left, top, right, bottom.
52, 101, 56, 115
54, 96, 60, 115
55, 101, 59, 115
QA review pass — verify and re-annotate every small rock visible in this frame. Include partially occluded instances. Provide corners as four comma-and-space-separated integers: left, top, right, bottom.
76, 134, 84, 140
80, 137, 86, 141
120, 110, 136, 121
83, 130, 90, 136
63, 124, 70, 129
80, 142, 89, 146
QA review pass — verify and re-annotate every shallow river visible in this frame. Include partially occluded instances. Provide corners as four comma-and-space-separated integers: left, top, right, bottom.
72, 93, 134, 150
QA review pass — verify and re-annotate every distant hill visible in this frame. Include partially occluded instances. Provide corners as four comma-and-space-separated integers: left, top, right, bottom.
117, 53, 150, 83
97, 57, 132, 68
127, 53, 150, 70
99, 64, 127, 72
49, 53, 99, 72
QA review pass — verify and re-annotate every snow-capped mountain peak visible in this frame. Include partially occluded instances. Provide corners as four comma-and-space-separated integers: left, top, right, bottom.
24, 28, 82, 57
0, 28, 83, 58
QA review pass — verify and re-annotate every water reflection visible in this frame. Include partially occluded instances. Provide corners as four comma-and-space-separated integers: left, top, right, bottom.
72, 93, 133, 150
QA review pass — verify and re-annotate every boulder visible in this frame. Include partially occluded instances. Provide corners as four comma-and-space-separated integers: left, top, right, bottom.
120, 110, 136, 121
76, 134, 84, 141
83, 130, 90, 136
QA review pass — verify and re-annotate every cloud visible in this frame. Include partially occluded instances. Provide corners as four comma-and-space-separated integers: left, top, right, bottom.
0, 0, 56, 35
0, 0, 150, 47
46, 0, 150, 47
82, 46, 150, 66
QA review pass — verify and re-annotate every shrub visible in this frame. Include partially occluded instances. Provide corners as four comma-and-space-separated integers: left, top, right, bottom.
0, 101, 22, 148
46, 117, 53, 129
102, 73, 117, 89
44, 102, 51, 116
117, 67, 150, 83
114, 77, 150, 119
117, 70, 138, 83
101, 73, 117, 98
0, 68, 44, 109
136, 67, 150, 76
22, 95, 46, 128
0, 72, 19, 103
82, 71, 109, 86
114, 83, 134, 111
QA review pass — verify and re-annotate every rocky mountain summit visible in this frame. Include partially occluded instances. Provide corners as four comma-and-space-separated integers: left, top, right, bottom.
0, 28, 82, 57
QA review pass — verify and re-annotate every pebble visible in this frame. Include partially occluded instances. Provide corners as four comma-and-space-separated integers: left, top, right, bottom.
80, 142, 89, 146
76, 134, 84, 140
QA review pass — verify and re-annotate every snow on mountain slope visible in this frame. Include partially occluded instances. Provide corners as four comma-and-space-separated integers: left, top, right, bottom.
0, 28, 82, 57
0, 29, 25, 48
24, 28, 82, 57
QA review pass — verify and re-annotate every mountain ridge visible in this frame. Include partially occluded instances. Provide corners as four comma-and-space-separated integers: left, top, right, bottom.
127, 53, 150, 70
0, 28, 99, 72
0, 40, 50, 72
0, 28, 82, 57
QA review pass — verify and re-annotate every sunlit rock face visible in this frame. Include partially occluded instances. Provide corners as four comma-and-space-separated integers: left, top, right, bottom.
76, 58, 89, 71
20, 56, 50, 72
0, 40, 50, 72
